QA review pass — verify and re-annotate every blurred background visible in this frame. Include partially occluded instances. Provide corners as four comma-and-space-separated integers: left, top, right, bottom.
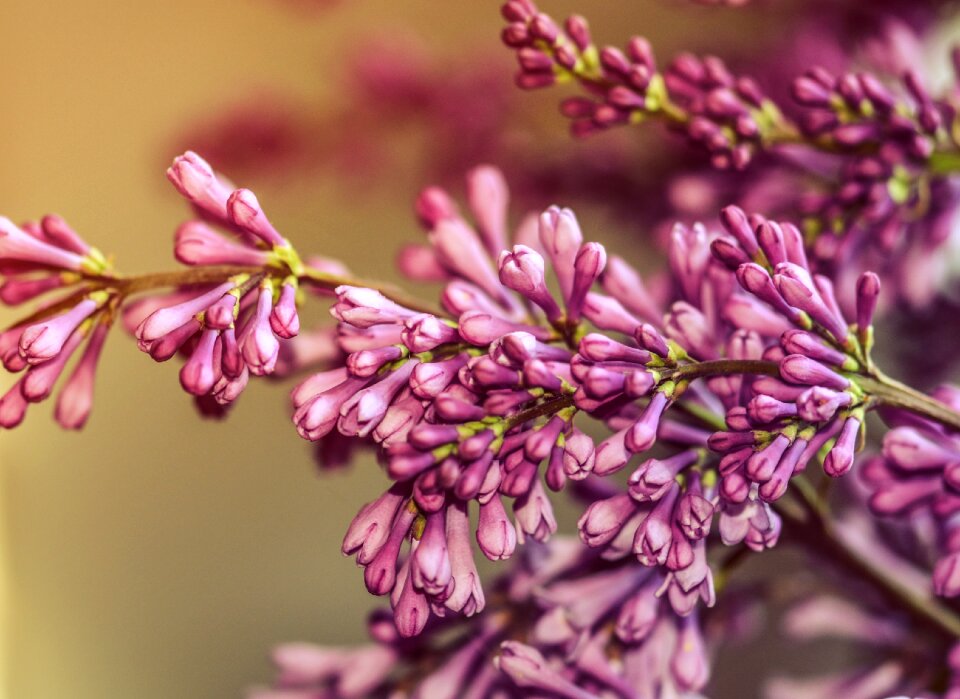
0, 1, 943, 697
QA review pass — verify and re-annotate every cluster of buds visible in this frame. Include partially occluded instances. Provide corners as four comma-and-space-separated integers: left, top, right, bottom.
0, 215, 114, 429
501, 0, 791, 169
860, 387, 960, 601
127, 152, 308, 407
253, 539, 714, 699
706, 205, 882, 494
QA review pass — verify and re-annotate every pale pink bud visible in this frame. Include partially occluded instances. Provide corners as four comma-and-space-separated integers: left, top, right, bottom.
240, 286, 280, 375
19, 298, 98, 364
179, 329, 220, 395
476, 495, 517, 560
0, 217, 86, 271
166, 151, 233, 222
173, 221, 268, 267
136, 281, 235, 342
226, 188, 285, 247
269, 282, 300, 339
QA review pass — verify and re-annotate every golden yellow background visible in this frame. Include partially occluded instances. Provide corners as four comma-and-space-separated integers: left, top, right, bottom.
0, 2, 786, 697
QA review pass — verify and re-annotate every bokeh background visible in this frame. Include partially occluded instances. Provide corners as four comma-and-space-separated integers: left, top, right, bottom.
0, 1, 910, 697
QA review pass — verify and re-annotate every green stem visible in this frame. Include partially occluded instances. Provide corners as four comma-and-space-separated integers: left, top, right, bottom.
861, 372, 960, 433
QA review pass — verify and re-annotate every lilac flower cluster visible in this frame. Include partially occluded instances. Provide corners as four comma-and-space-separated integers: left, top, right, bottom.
128, 151, 310, 406
499, 0, 960, 309
253, 539, 713, 699
11, 3, 960, 695
0, 215, 113, 429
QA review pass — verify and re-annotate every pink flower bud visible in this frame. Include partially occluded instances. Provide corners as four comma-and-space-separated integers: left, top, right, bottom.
21, 326, 86, 402
225, 188, 285, 247
179, 329, 220, 395
0, 217, 86, 271
136, 281, 235, 342
166, 151, 234, 222
20, 298, 99, 364
466, 165, 509, 256
476, 495, 516, 561
173, 221, 268, 267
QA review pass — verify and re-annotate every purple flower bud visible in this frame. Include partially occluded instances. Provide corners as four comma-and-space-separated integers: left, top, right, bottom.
20, 298, 99, 365
431, 219, 505, 301
774, 263, 849, 341
410, 511, 453, 597
578, 493, 637, 547
869, 476, 941, 516
759, 438, 806, 501
626, 391, 669, 453
173, 221, 268, 267
883, 427, 956, 471
39, 214, 90, 256
137, 281, 235, 342
52, 320, 107, 430
719, 205, 759, 256
339, 361, 417, 437
179, 329, 219, 395
363, 503, 416, 596
498, 245, 562, 321
633, 481, 680, 566
466, 164, 509, 256
747, 434, 791, 482
856, 271, 880, 332
562, 429, 595, 480
780, 329, 848, 367
582, 292, 642, 336
393, 569, 429, 638
565, 242, 607, 320
524, 416, 566, 463
665, 302, 716, 360
711, 237, 751, 270
578, 333, 650, 364
514, 479, 557, 543
796, 386, 852, 423
457, 310, 548, 346
293, 376, 368, 441
0, 275, 67, 306
240, 285, 280, 376
269, 282, 299, 339
735, 263, 804, 323
444, 502, 485, 616
780, 354, 850, 390
204, 293, 238, 330
823, 417, 860, 477
342, 486, 406, 565
538, 206, 583, 301
747, 394, 797, 424
410, 354, 467, 399
401, 314, 457, 353
225, 188, 285, 247
21, 327, 86, 402
414, 186, 459, 229
396, 243, 447, 282
346, 345, 404, 378
476, 496, 517, 561
166, 151, 233, 223
629, 451, 698, 502
594, 427, 631, 476
332, 286, 417, 328
677, 487, 714, 541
